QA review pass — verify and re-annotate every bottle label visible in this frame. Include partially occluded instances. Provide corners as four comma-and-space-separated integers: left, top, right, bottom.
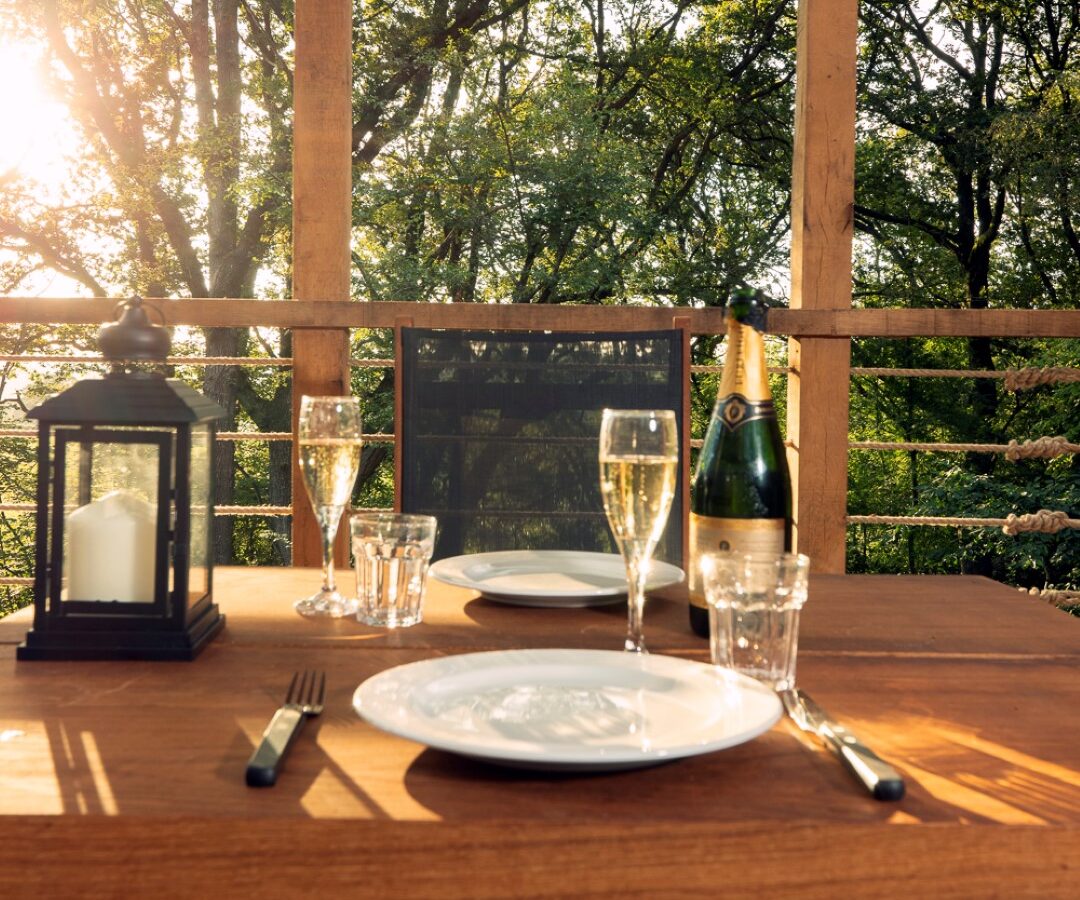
714, 393, 776, 432
688, 514, 785, 609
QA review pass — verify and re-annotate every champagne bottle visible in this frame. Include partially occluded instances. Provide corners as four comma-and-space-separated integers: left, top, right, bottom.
688, 289, 792, 637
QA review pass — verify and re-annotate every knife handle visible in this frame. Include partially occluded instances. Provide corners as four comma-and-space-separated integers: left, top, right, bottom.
245, 707, 305, 787
834, 735, 906, 801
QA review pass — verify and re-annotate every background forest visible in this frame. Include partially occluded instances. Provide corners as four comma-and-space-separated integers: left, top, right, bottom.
1, 0, 1078, 614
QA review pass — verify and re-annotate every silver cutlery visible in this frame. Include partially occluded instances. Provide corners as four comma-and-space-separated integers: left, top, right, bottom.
780, 688, 905, 801
246, 671, 326, 787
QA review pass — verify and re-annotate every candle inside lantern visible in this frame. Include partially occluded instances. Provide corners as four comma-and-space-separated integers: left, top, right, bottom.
67, 490, 157, 602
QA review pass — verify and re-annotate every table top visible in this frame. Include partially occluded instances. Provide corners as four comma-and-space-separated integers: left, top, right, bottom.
0, 568, 1077, 897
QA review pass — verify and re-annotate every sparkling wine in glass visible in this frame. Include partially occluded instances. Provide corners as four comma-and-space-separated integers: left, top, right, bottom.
295, 395, 363, 618
599, 409, 678, 653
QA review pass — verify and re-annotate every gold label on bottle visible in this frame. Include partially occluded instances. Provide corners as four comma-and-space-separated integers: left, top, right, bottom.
687, 513, 785, 609
714, 393, 776, 432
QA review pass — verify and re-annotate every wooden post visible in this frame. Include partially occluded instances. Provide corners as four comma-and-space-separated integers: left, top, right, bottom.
291, 0, 353, 566
787, 0, 857, 573
393, 317, 414, 514
673, 316, 692, 572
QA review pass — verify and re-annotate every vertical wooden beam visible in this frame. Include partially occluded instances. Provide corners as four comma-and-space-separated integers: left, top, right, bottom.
673, 315, 692, 572
292, 0, 353, 566
787, 0, 857, 573
393, 317, 414, 514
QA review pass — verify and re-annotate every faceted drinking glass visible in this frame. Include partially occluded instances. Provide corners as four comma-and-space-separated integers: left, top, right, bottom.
351, 512, 438, 628
700, 551, 810, 690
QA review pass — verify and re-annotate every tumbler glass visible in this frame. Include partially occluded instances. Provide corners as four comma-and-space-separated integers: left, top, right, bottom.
700, 551, 810, 690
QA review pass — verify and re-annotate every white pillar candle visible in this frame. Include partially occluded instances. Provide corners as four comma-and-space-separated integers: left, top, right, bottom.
67, 490, 157, 602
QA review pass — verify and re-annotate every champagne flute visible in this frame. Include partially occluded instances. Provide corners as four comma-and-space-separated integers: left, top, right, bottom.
295, 395, 363, 618
599, 409, 678, 653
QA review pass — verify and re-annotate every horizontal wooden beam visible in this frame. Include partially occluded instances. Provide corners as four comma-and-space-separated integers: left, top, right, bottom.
768, 307, 1080, 338
3, 298, 1079, 338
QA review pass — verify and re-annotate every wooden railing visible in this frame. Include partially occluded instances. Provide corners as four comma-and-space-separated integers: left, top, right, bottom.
3, 297, 1079, 578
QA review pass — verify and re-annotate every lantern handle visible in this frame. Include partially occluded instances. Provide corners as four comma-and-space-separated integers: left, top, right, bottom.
99, 296, 171, 370
112, 296, 167, 326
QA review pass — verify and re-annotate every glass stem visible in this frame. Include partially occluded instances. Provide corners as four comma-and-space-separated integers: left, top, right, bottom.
321, 521, 337, 593
624, 556, 648, 653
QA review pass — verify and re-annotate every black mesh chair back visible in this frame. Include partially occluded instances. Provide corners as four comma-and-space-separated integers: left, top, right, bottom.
397, 326, 688, 563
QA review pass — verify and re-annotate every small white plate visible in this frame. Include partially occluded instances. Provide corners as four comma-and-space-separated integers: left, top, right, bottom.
428, 550, 685, 608
353, 649, 781, 771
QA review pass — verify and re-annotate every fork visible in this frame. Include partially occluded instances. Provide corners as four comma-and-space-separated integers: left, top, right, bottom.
245, 671, 326, 787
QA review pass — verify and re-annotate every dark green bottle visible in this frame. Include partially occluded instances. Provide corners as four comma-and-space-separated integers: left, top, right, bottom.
688, 290, 793, 637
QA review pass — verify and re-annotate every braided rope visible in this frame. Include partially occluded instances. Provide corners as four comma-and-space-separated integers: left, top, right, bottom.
1004, 436, 1080, 460
0, 430, 396, 443
848, 511, 1080, 535
1001, 509, 1076, 535
0, 503, 390, 517
852, 366, 1080, 391
1004, 366, 1080, 391
215, 505, 292, 516
0, 355, 394, 367
851, 436, 1080, 459
852, 367, 1009, 379
1022, 586, 1080, 609
852, 440, 1008, 453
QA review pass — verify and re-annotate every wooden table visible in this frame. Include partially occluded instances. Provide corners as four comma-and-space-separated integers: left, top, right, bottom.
0, 569, 1077, 897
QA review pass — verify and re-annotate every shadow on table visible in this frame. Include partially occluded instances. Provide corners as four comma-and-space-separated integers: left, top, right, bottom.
459, 593, 701, 652
400, 712, 1080, 827
399, 736, 909, 825
41, 715, 392, 819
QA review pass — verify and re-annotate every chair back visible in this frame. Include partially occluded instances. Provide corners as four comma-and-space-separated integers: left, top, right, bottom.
396, 325, 688, 563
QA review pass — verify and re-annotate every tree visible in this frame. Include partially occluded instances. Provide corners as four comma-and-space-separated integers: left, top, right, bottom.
1, 0, 797, 572
2, 0, 295, 561
851, 0, 1080, 586
352, 0, 795, 307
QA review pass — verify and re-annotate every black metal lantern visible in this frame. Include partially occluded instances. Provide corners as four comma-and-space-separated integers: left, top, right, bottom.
17, 298, 226, 660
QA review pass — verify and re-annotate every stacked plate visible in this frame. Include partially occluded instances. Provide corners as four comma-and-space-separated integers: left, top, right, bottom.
429, 549, 685, 608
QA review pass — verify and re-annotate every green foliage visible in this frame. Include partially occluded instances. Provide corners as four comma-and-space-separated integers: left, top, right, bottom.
1, 0, 1079, 613
352, 0, 795, 305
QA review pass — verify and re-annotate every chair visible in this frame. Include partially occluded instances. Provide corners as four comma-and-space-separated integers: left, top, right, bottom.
394, 321, 690, 564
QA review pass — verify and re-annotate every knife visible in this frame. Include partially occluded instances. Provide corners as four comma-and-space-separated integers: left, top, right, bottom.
780, 688, 905, 801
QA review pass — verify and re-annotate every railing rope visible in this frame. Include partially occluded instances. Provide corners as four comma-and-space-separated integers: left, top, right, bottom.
850, 436, 1080, 459
851, 367, 1009, 379
1002, 509, 1077, 536
1004, 436, 1080, 460
1004, 366, 1080, 391
1, 430, 395, 443
0, 355, 393, 367
849, 511, 1080, 535
1022, 586, 1080, 609
851, 365, 1080, 389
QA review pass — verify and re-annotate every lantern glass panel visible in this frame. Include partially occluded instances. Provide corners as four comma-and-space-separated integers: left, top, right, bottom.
61, 432, 165, 604
188, 424, 212, 606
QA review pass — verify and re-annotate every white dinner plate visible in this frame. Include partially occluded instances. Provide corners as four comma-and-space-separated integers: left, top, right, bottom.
353, 649, 782, 771
428, 550, 685, 607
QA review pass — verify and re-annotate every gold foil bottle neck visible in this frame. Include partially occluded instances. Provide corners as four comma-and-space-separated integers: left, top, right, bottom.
717, 312, 772, 403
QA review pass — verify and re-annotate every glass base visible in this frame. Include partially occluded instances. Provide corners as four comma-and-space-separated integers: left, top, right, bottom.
294, 588, 355, 619
356, 608, 423, 629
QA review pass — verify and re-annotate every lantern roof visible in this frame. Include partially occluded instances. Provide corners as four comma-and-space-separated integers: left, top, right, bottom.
27, 375, 225, 426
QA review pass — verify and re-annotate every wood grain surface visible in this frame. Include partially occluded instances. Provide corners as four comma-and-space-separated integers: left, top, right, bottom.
4, 297, 1080, 338
0, 571, 1077, 896
289, 0, 353, 565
